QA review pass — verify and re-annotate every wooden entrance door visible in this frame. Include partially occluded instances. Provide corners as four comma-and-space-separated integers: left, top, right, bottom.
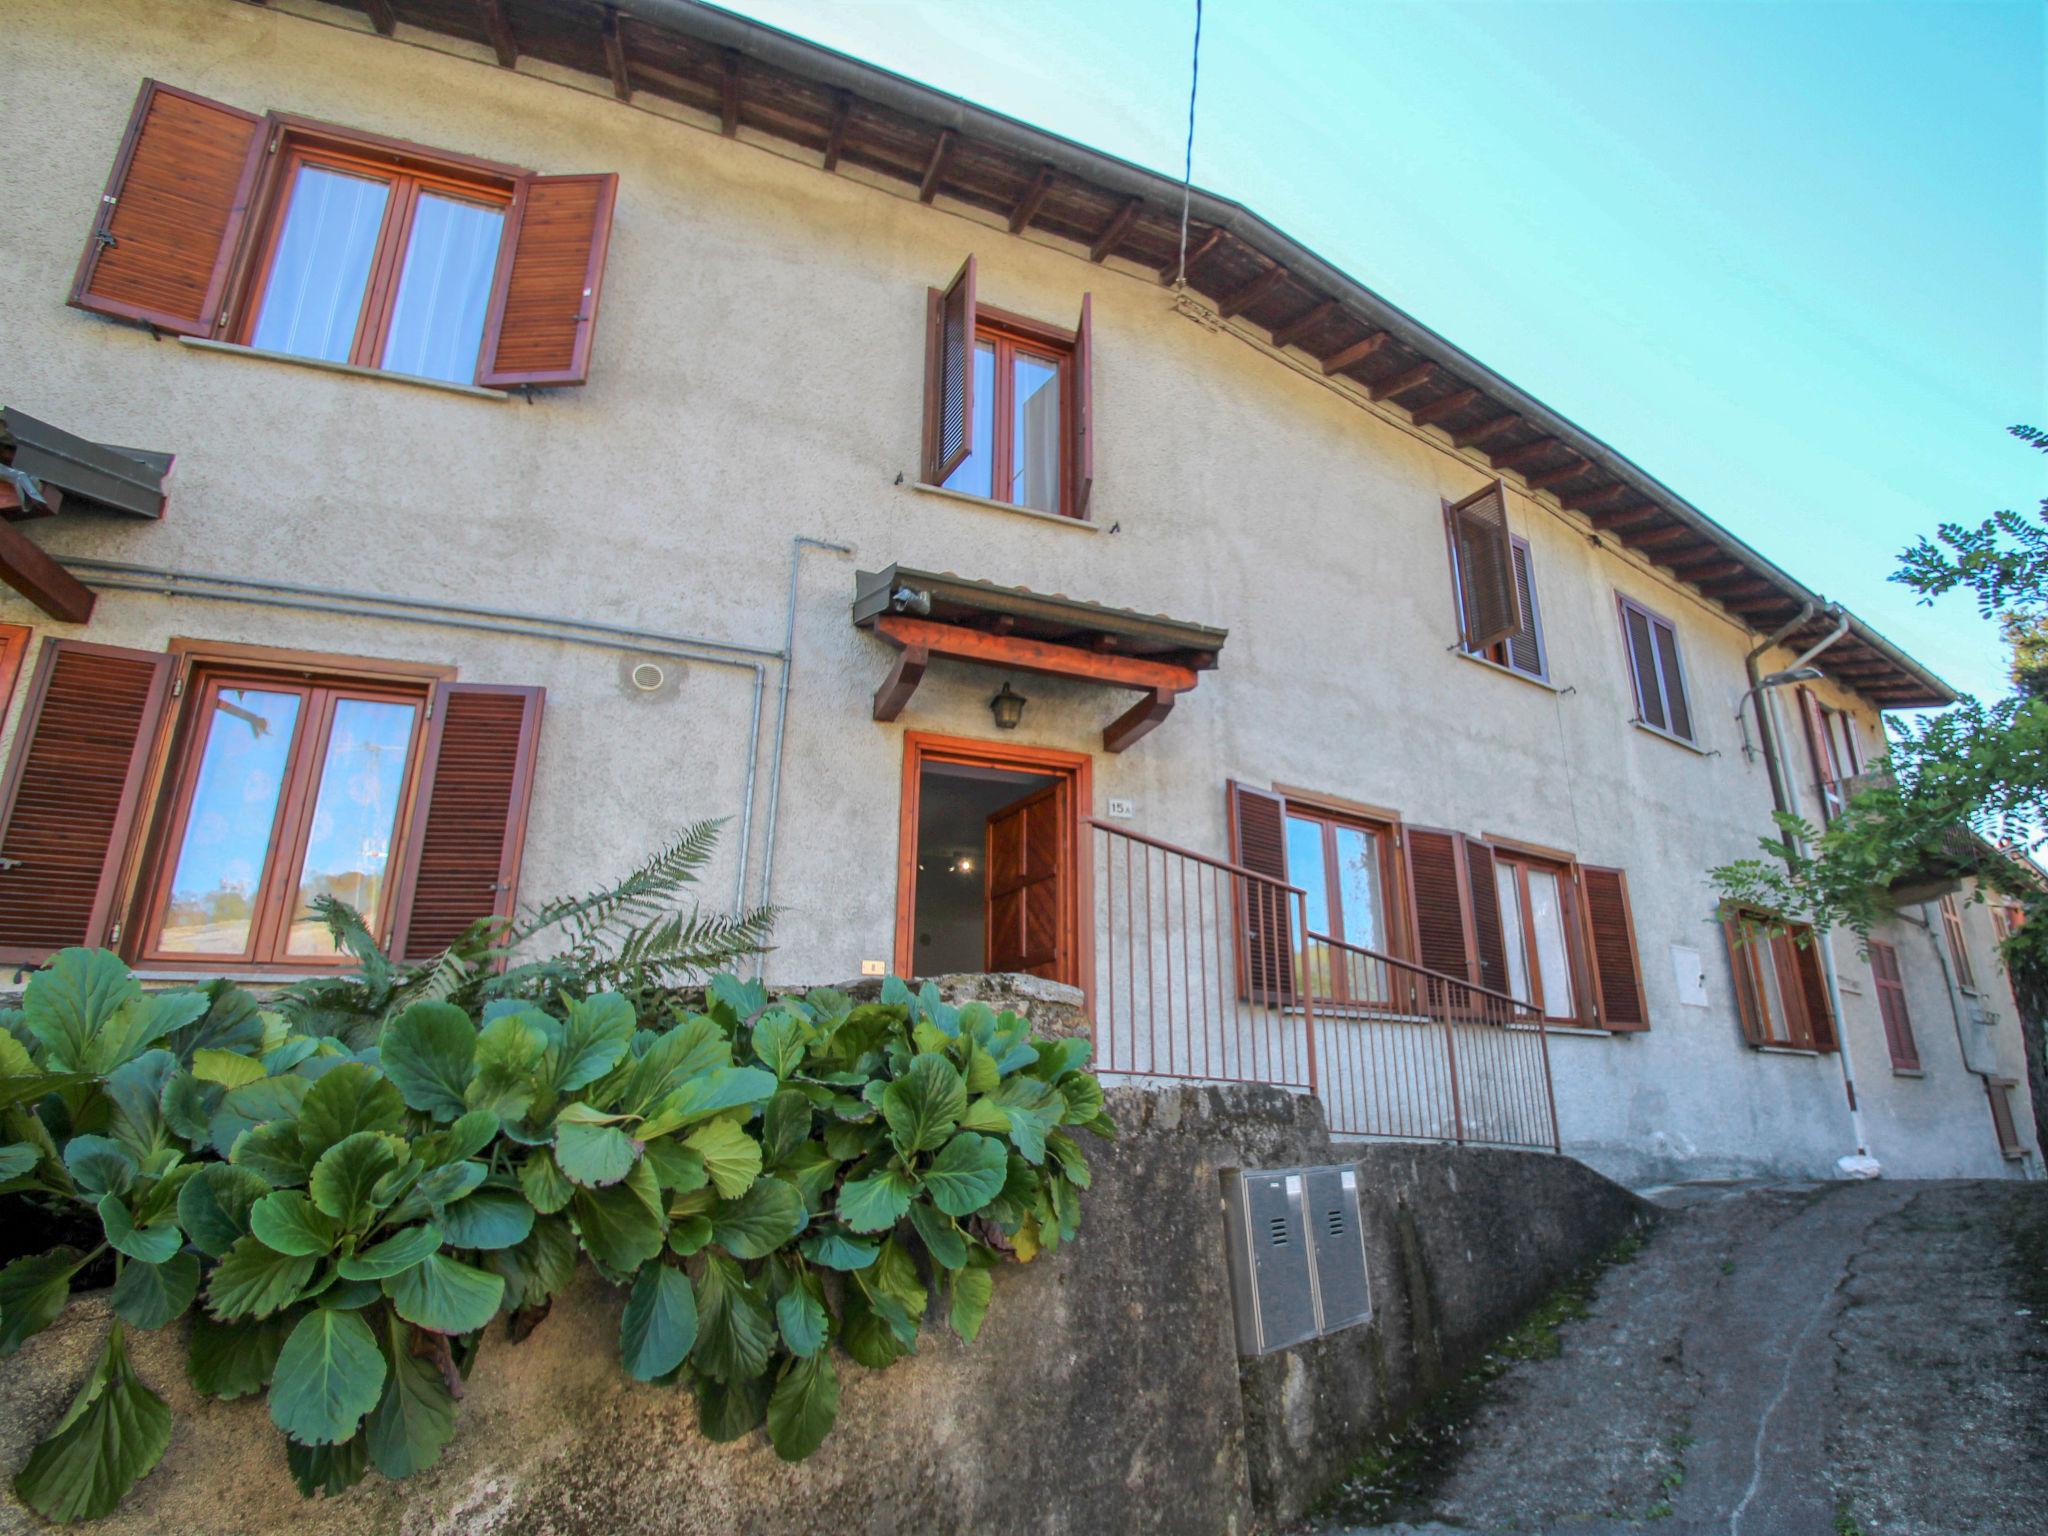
984, 781, 1067, 979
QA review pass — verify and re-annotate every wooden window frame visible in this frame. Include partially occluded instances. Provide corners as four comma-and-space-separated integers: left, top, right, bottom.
1616, 594, 1696, 746
0, 624, 29, 726
945, 306, 1079, 520
1279, 798, 1409, 1008
1939, 893, 1980, 994
1491, 850, 1593, 1025
1867, 936, 1920, 1073
1447, 527, 1548, 682
1986, 1077, 2027, 1160
1723, 907, 1837, 1053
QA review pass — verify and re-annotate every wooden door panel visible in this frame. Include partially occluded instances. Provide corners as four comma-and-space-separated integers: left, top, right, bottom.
985, 782, 1065, 978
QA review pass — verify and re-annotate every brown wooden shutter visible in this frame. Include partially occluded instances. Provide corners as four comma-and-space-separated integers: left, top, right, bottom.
0, 640, 173, 963
1447, 480, 1520, 651
1867, 938, 1919, 1070
1796, 686, 1836, 821
1939, 894, 1976, 990
1226, 781, 1295, 1005
1722, 911, 1768, 1046
391, 684, 544, 960
1404, 827, 1474, 985
69, 80, 265, 336
1463, 839, 1509, 996
1580, 865, 1647, 1030
1986, 1079, 2024, 1157
1503, 541, 1544, 677
1072, 292, 1094, 517
922, 255, 977, 484
1787, 931, 1835, 1050
1654, 616, 1693, 741
477, 173, 618, 388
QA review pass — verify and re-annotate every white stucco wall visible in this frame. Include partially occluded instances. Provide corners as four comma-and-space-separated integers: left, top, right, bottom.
1, 0, 2034, 1184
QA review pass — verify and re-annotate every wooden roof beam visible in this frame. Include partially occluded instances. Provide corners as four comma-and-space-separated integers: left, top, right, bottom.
720, 48, 741, 136
1527, 456, 1594, 491
1492, 437, 1561, 471
1630, 526, 1707, 552
601, 8, 632, 102
1670, 559, 1746, 583
1161, 226, 1225, 286
1270, 298, 1340, 350
1217, 264, 1289, 319
1370, 362, 1436, 402
1454, 412, 1521, 450
1591, 502, 1665, 532
919, 128, 956, 203
475, 0, 517, 68
1319, 331, 1389, 376
1562, 482, 1633, 515
1090, 197, 1144, 263
1008, 163, 1056, 233
1700, 576, 1778, 598
363, 0, 396, 35
1410, 387, 1481, 428
822, 91, 852, 172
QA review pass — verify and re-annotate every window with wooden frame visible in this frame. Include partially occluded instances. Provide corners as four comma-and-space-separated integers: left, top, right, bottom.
1617, 595, 1695, 745
1795, 686, 1862, 824
1938, 893, 1980, 993
1490, 850, 1588, 1024
1443, 480, 1525, 660
70, 80, 617, 389
1721, 908, 1836, 1052
0, 636, 543, 970
1866, 937, 1920, 1072
922, 256, 1094, 519
1985, 1077, 2027, 1160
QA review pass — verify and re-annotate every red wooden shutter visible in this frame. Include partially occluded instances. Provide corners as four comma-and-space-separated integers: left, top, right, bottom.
1503, 542, 1544, 677
1796, 686, 1838, 822
1463, 839, 1509, 996
1226, 781, 1296, 1004
1404, 827, 1474, 985
1721, 911, 1767, 1046
922, 255, 977, 484
477, 173, 618, 388
1580, 865, 1647, 1030
1986, 1079, 2024, 1157
1867, 938, 1919, 1070
1072, 291, 1094, 517
69, 80, 265, 336
391, 684, 544, 960
1939, 894, 1977, 990
0, 640, 173, 963
1787, 930, 1835, 1050
1446, 481, 1519, 650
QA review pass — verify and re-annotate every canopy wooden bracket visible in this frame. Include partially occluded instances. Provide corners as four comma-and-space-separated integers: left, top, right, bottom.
0, 518, 94, 624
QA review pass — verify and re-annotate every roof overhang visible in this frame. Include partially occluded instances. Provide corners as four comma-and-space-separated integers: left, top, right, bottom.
317, 0, 1952, 710
0, 408, 174, 623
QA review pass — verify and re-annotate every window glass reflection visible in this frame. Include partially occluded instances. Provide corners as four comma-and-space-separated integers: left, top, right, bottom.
158, 689, 303, 954
1011, 351, 1061, 512
1496, 865, 1532, 1006
942, 341, 998, 499
286, 698, 419, 956
382, 193, 504, 383
251, 165, 388, 363
1526, 867, 1575, 1019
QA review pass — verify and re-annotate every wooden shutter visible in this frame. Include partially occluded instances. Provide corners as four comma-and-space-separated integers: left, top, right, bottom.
1503, 541, 1544, 677
1072, 292, 1094, 517
1404, 827, 1474, 985
1654, 617, 1693, 741
1226, 781, 1295, 1004
1939, 894, 1976, 990
1580, 865, 1647, 1030
1722, 911, 1768, 1046
1447, 481, 1520, 651
1463, 840, 1509, 996
1796, 686, 1838, 821
391, 684, 544, 960
1868, 938, 1919, 1070
1621, 602, 1665, 731
1986, 1079, 2024, 1157
1787, 931, 1835, 1050
477, 173, 618, 388
0, 640, 173, 963
69, 80, 265, 336
922, 255, 977, 484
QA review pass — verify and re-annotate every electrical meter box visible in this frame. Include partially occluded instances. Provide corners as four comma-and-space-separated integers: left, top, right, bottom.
1219, 1167, 1319, 1355
1303, 1164, 1372, 1332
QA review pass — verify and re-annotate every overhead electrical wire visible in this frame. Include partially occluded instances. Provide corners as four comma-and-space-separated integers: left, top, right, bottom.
1174, 0, 1204, 289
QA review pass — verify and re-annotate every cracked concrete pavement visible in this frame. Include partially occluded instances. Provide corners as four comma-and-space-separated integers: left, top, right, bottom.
1313, 1178, 2048, 1536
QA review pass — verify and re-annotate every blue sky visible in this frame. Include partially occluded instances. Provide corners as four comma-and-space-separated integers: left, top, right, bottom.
721, 0, 2045, 705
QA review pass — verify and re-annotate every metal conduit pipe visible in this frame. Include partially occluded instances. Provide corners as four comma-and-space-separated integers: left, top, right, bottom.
1740, 603, 1813, 808
1913, 901, 1979, 1079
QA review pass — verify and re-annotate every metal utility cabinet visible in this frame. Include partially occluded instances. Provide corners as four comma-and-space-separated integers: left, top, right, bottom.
1220, 1163, 1374, 1356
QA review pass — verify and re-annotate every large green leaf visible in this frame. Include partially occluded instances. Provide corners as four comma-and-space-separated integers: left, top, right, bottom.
1059, 1071, 1105, 1123
337, 1224, 443, 1282
765, 1351, 840, 1462
546, 993, 635, 1093
434, 1188, 534, 1251
682, 1118, 762, 1200
948, 1261, 994, 1343
285, 1434, 368, 1497
22, 948, 143, 1072
186, 1308, 292, 1398
268, 1308, 386, 1445
620, 1262, 697, 1381
308, 1131, 405, 1228
365, 1312, 456, 1480
570, 1159, 666, 1275
191, 1048, 267, 1090
553, 1103, 640, 1188
639, 1066, 778, 1138
178, 1164, 272, 1257
98, 1194, 181, 1264
421, 1109, 501, 1168
296, 1062, 406, 1157
696, 1374, 768, 1443
761, 1088, 813, 1164
605, 1013, 731, 1118
206, 1237, 317, 1321
1000, 1102, 1053, 1165
751, 1010, 808, 1078
465, 1011, 550, 1120
691, 1252, 773, 1383
482, 1215, 578, 1312
227, 1120, 309, 1188
798, 1227, 878, 1271
775, 1273, 829, 1357
249, 1192, 340, 1257
778, 1142, 841, 1208
64, 1134, 138, 1197
379, 1003, 477, 1122
909, 1202, 967, 1270
836, 1166, 915, 1234
882, 1053, 967, 1154
383, 1253, 505, 1336
518, 1148, 575, 1213
106, 1049, 177, 1161
839, 1280, 910, 1370
0, 1247, 85, 1355
108, 1252, 199, 1331
709, 1175, 807, 1258
642, 1137, 709, 1194
12, 1322, 172, 1522
922, 1132, 1009, 1216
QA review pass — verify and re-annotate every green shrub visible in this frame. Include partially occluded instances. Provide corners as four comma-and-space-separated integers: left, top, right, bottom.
0, 949, 1111, 1521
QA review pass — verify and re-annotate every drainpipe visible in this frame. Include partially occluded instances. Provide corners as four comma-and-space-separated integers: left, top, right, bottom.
1914, 901, 1978, 1074
1739, 604, 1813, 804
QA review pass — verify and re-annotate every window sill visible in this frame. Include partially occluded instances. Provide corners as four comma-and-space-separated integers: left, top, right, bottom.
177, 338, 509, 401
1630, 718, 1708, 755
129, 967, 334, 986
1755, 1044, 1822, 1057
1891, 1067, 1926, 1078
1454, 649, 1561, 691
911, 482, 1099, 532
1509, 1022, 1614, 1038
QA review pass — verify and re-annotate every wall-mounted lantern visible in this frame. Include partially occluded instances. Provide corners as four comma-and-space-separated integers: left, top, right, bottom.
989, 681, 1028, 731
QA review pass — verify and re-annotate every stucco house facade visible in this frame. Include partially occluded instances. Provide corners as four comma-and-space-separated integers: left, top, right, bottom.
1, 0, 2036, 1188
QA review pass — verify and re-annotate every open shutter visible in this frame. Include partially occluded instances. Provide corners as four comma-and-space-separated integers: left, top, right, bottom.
1462, 839, 1509, 996
922, 255, 977, 484
1622, 604, 1666, 730
1227, 781, 1296, 1005
70, 80, 265, 336
0, 640, 173, 963
1721, 912, 1767, 1046
477, 173, 618, 388
1404, 827, 1474, 986
1787, 932, 1835, 1050
1654, 618, 1693, 741
1447, 480, 1520, 651
1796, 687, 1837, 821
1072, 292, 1094, 517
1503, 541, 1544, 677
391, 684, 544, 960
1580, 865, 1647, 1030
1939, 894, 1976, 989
1868, 939, 1919, 1070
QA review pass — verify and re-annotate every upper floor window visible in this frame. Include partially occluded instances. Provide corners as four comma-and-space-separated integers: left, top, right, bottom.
922, 256, 1094, 519
1618, 595, 1695, 745
1447, 509, 1546, 681
1720, 907, 1836, 1052
1443, 480, 1537, 669
1939, 893, 1979, 993
1795, 686, 1861, 823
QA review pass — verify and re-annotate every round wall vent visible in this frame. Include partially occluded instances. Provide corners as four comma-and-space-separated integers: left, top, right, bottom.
630, 661, 667, 692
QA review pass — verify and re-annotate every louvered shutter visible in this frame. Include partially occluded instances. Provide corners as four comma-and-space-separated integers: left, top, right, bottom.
1447, 480, 1520, 651
1939, 894, 1976, 989
1868, 939, 1918, 1070
1580, 865, 1647, 1030
391, 684, 544, 960
477, 173, 618, 388
1721, 911, 1767, 1046
1788, 933, 1835, 1050
1226, 781, 1296, 1005
1796, 687, 1836, 820
70, 80, 265, 336
1404, 827, 1474, 987
1654, 617, 1693, 741
922, 255, 977, 484
1503, 541, 1544, 677
1462, 840, 1509, 996
0, 640, 173, 963
1623, 604, 1666, 730
1072, 292, 1094, 517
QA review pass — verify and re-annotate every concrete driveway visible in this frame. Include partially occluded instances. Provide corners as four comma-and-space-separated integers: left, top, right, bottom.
1311, 1178, 2048, 1536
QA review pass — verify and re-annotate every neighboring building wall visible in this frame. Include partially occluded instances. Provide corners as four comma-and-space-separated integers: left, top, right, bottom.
0, 0, 2033, 1183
